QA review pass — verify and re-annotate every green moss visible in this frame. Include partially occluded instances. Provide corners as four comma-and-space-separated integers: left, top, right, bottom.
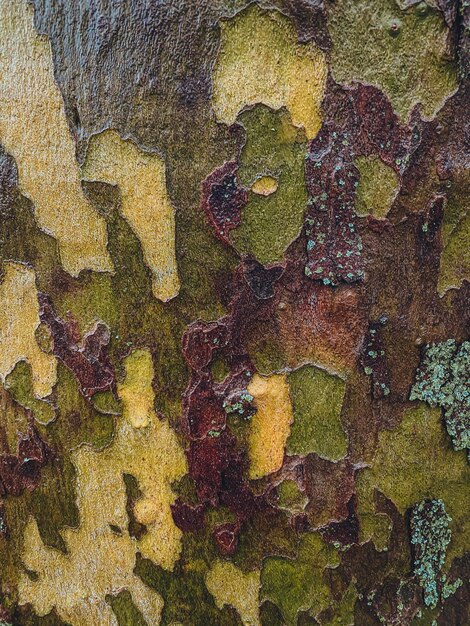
355, 155, 399, 219
230, 106, 308, 264
328, 0, 458, 120
261, 532, 339, 625
410, 340, 469, 453
287, 365, 347, 461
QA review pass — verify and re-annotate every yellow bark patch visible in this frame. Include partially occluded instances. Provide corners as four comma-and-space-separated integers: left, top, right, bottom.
251, 175, 278, 196
19, 348, 187, 625
247, 373, 293, 480
0, 0, 112, 276
117, 348, 155, 428
82, 130, 180, 301
212, 5, 327, 140
0, 262, 56, 398
205, 560, 260, 626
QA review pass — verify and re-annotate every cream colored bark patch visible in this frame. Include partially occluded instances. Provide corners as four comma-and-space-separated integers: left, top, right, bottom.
212, 5, 327, 140
82, 130, 180, 301
0, 0, 112, 276
206, 560, 260, 626
248, 373, 293, 480
19, 348, 187, 625
0, 262, 56, 398
251, 175, 278, 197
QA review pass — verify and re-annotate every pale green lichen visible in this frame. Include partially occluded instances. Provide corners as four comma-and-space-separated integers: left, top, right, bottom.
410, 340, 470, 454
410, 499, 461, 608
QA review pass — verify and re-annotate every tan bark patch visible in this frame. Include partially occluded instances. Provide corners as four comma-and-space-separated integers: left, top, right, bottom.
0, 0, 112, 276
247, 373, 293, 480
82, 130, 180, 302
0, 262, 56, 398
212, 5, 327, 140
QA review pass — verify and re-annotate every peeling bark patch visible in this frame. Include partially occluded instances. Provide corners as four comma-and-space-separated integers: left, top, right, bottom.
251, 175, 278, 197
287, 366, 347, 461
82, 130, 180, 301
328, 0, 458, 120
354, 155, 399, 218
38, 294, 114, 399
19, 348, 186, 625
247, 373, 293, 480
212, 5, 327, 140
0, 262, 56, 398
201, 161, 248, 246
0, 0, 112, 276
206, 560, 260, 626
0, 425, 49, 497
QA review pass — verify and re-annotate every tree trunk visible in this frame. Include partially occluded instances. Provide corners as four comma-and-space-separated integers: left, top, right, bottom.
0, 0, 468, 625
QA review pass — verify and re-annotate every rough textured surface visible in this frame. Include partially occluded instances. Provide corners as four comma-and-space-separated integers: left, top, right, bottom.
82, 130, 180, 302
0, 0, 468, 624
0, 263, 56, 398
212, 5, 327, 140
0, 0, 112, 276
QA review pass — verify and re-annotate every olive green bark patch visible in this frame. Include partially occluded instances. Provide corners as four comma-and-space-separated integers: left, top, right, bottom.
277, 479, 308, 512
356, 404, 470, 562
355, 155, 399, 219
287, 365, 347, 461
328, 0, 458, 120
438, 178, 470, 294
230, 106, 308, 264
261, 532, 339, 626
106, 590, 148, 626
5, 361, 55, 425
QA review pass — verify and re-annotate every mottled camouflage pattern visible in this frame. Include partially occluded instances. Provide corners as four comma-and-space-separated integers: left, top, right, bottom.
0, 0, 468, 625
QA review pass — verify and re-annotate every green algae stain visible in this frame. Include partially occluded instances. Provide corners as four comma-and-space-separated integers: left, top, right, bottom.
328, 0, 458, 120
287, 365, 347, 461
355, 155, 399, 219
134, 554, 243, 626
356, 404, 470, 562
230, 105, 308, 265
261, 532, 339, 626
